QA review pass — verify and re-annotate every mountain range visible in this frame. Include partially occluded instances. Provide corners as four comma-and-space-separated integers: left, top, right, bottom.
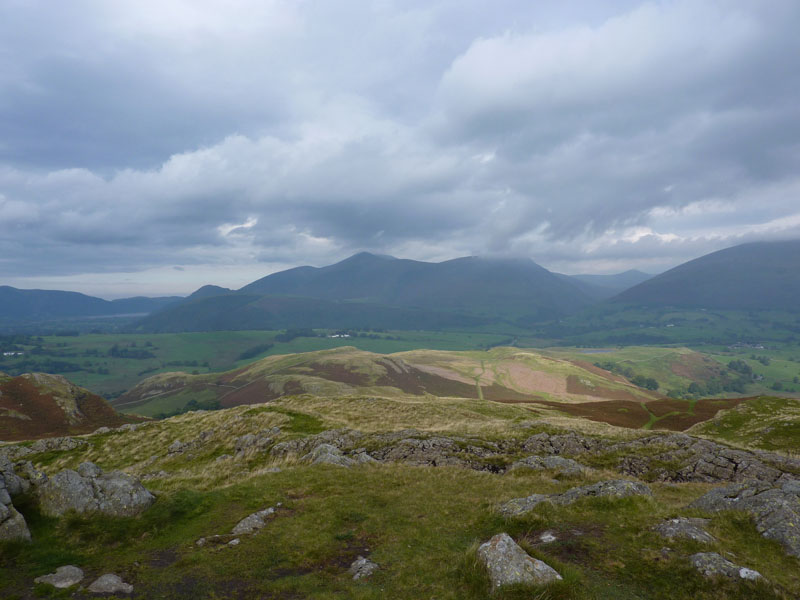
135, 253, 602, 332
3, 240, 799, 333
0, 287, 181, 321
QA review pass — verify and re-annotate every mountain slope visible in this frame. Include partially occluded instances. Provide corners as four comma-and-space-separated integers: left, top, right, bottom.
613, 240, 800, 310
139, 253, 594, 332
0, 372, 136, 440
0, 286, 182, 320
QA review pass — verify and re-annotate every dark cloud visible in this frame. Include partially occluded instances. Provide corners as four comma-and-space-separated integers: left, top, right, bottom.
0, 1, 799, 295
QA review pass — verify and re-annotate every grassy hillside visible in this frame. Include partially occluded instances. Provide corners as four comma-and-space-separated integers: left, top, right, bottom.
115, 346, 764, 432
0, 372, 136, 441
1, 394, 798, 598
0, 331, 515, 399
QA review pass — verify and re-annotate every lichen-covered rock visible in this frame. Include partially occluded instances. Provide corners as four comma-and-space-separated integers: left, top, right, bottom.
87, 573, 133, 594
34, 565, 84, 588
653, 517, 714, 543
689, 552, 762, 580
689, 481, 800, 558
302, 443, 355, 467
508, 455, 585, 476
0, 473, 30, 541
499, 480, 651, 517
0, 457, 45, 497
553, 479, 652, 506
28, 436, 87, 454
37, 462, 155, 517
349, 555, 378, 580
499, 494, 550, 517
231, 507, 275, 535
477, 533, 561, 591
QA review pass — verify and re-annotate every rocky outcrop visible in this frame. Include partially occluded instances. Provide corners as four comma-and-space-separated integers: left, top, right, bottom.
34, 565, 84, 588
507, 455, 585, 476
689, 480, 800, 558
235, 427, 280, 455
522, 432, 608, 456
0, 472, 30, 541
689, 552, 762, 581
37, 462, 155, 517
653, 517, 714, 543
477, 533, 561, 591
87, 573, 133, 594
349, 555, 379, 580
500, 480, 652, 517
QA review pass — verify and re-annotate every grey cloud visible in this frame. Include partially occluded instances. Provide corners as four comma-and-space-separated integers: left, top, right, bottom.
0, 1, 799, 291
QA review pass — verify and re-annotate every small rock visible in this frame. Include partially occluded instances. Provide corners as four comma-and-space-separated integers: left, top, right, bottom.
87, 573, 133, 594
93, 427, 112, 435
538, 531, 557, 543
167, 440, 187, 454
34, 565, 84, 588
689, 552, 763, 581
349, 555, 379, 580
228, 538, 240, 546
654, 517, 714, 543
477, 533, 561, 591
215, 454, 232, 462
231, 507, 276, 535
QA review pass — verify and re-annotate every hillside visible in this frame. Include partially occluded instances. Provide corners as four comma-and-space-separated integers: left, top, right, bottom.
0, 286, 181, 321
613, 240, 800, 310
1, 385, 799, 598
116, 346, 750, 431
0, 372, 136, 441
137, 253, 594, 332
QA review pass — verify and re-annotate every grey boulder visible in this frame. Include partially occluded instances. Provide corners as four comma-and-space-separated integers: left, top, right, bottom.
37, 462, 155, 517
653, 517, 714, 543
34, 565, 84, 588
87, 573, 133, 594
689, 552, 762, 581
689, 481, 800, 558
349, 555, 379, 580
478, 533, 561, 592
0, 473, 30, 541
231, 507, 276, 535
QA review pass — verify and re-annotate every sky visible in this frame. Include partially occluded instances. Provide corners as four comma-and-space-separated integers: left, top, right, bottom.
1, 0, 799, 298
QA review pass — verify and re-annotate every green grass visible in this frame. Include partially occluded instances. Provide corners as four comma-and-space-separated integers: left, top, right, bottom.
690, 396, 800, 452
4, 463, 795, 599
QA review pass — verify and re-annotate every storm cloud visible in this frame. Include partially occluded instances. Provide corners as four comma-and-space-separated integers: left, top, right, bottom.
1, 0, 799, 296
